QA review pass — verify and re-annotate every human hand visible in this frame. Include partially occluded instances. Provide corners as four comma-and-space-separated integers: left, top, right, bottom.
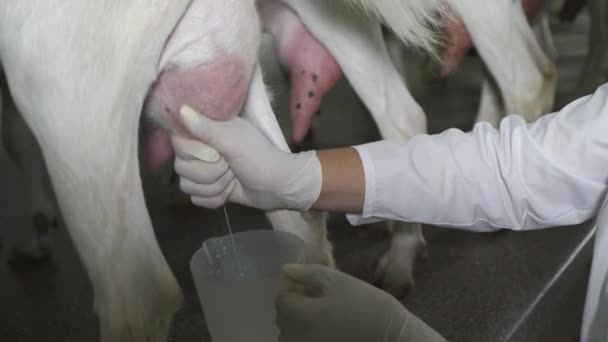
171, 106, 322, 211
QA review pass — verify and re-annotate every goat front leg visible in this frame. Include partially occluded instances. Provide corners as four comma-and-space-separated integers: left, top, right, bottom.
511, 0, 557, 115
532, 7, 558, 62
476, 72, 505, 126
573, 0, 608, 98
451, 0, 556, 120
243, 63, 334, 267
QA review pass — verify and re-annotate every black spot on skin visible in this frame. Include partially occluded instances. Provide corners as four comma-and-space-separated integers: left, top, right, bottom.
312, 73, 318, 82
301, 70, 306, 75
308, 91, 315, 98
296, 102, 302, 110
164, 106, 171, 113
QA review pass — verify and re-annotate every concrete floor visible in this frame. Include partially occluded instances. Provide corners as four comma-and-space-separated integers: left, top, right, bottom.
0, 8, 601, 342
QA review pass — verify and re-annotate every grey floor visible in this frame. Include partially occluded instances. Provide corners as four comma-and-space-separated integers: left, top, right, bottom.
0, 9, 602, 342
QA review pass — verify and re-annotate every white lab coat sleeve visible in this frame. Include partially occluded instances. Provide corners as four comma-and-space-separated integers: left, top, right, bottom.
581, 196, 608, 342
346, 83, 608, 232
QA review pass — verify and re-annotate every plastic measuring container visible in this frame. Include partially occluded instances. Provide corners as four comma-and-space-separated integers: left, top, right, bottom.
190, 229, 305, 342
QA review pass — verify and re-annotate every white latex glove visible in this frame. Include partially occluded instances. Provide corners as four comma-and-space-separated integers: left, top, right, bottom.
276, 264, 447, 342
171, 105, 322, 211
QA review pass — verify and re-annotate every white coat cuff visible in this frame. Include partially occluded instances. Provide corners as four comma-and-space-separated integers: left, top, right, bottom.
346, 142, 389, 226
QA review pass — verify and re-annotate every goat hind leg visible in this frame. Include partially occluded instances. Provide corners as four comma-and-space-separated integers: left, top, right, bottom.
243, 63, 335, 267
285, 0, 428, 296
14, 110, 183, 342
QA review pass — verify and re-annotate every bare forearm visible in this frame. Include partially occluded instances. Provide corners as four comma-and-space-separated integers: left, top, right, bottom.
312, 148, 365, 213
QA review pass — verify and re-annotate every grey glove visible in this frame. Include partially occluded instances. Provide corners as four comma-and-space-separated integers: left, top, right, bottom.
275, 264, 448, 342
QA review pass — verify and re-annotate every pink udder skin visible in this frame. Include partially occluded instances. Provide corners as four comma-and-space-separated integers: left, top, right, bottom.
145, 126, 173, 172
440, 13, 472, 78
264, 2, 343, 143
144, 56, 250, 172
147, 57, 249, 126
440, 0, 545, 77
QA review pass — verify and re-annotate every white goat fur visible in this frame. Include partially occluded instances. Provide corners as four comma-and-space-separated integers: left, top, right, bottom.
0, 0, 557, 340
